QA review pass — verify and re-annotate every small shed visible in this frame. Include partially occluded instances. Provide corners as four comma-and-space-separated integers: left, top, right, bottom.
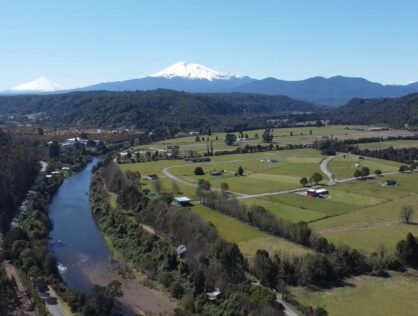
176, 245, 187, 258
209, 170, 223, 176
383, 180, 397, 187
174, 196, 192, 207
207, 288, 221, 301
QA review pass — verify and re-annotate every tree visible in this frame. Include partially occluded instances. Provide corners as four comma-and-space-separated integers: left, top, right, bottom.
225, 133, 237, 146
396, 233, 418, 268
237, 166, 244, 176
399, 165, 409, 173
262, 129, 273, 143
253, 250, 278, 288
195, 135, 200, 142
353, 169, 361, 179
300, 177, 309, 187
194, 166, 205, 175
153, 179, 163, 193
400, 205, 415, 224
48, 141, 60, 159
309, 173, 323, 185
360, 167, 370, 179
172, 181, 180, 194
375, 169, 382, 176
220, 182, 230, 192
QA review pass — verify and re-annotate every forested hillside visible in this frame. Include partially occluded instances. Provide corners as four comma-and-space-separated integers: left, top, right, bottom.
0, 130, 39, 232
332, 93, 418, 128
0, 90, 319, 131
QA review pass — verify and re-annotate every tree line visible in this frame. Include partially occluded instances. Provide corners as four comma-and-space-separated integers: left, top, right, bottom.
91, 159, 289, 316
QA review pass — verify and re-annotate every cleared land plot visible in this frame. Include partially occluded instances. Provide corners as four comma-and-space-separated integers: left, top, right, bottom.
243, 198, 325, 223
328, 154, 402, 179
192, 204, 311, 257
291, 271, 418, 316
358, 139, 418, 150
311, 173, 418, 253
135, 126, 414, 154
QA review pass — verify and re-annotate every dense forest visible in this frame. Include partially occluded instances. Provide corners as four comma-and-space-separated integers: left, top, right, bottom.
331, 93, 418, 128
0, 130, 40, 233
0, 90, 321, 131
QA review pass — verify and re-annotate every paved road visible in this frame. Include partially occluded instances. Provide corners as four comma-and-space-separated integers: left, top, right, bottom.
320, 155, 338, 184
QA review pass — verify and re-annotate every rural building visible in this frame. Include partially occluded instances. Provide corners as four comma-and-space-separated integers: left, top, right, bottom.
176, 245, 187, 258
174, 196, 192, 207
307, 188, 329, 198
189, 131, 200, 136
383, 180, 397, 186
206, 288, 221, 301
209, 170, 224, 176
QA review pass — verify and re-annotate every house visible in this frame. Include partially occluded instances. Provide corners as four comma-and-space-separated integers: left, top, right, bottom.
268, 159, 279, 163
209, 170, 224, 176
206, 288, 221, 301
62, 167, 70, 171
174, 196, 192, 207
176, 245, 187, 258
189, 131, 200, 136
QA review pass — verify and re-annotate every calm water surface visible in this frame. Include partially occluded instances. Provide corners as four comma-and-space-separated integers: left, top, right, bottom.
48, 156, 110, 292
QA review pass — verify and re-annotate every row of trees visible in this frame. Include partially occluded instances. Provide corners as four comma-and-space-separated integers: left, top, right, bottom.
92, 160, 286, 315
199, 189, 416, 288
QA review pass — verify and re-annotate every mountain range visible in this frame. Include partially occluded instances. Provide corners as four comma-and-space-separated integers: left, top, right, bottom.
4, 62, 418, 106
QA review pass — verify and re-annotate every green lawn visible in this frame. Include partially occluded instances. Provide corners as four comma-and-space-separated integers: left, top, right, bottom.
192, 204, 311, 257
291, 271, 418, 316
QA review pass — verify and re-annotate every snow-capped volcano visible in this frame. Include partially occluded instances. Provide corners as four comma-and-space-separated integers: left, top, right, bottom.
11, 76, 63, 92
150, 62, 242, 81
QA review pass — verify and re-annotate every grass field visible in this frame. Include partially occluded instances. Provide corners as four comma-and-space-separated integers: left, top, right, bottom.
120, 142, 418, 255
192, 204, 311, 257
328, 154, 402, 179
310, 172, 418, 253
134, 125, 414, 155
358, 139, 418, 150
291, 271, 418, 316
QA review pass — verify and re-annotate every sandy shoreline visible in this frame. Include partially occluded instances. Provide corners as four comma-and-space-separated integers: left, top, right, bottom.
82, 259, 176, 315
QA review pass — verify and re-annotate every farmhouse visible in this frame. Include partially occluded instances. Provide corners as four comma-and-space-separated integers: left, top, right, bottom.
174, 196, 192, 207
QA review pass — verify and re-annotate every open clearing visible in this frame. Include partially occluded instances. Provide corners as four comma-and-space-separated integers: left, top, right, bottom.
328, 153, 402, 179
192, 204, 311, 258
135, 125, 414, 155
291, 271, 418, 316
120, 129, 418, 256
358, 139, 418, 150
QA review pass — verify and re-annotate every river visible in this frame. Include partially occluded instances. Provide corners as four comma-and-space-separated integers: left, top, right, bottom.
48, 156, 110, 292
48, 157, 176, 315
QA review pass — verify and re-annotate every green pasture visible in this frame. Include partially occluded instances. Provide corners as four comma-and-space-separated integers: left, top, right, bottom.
192, 204, 311, 257
291, 271, 418, 316
357, 139, 418, 150
135, 125, 412, 154
328, 154, 402, 179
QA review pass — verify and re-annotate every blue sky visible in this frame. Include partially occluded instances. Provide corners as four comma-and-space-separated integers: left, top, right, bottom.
1, 0, 418, 90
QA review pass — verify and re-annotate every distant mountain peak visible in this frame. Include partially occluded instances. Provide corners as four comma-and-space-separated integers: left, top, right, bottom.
150, 61, 242, 81
11, 76, 63, 92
